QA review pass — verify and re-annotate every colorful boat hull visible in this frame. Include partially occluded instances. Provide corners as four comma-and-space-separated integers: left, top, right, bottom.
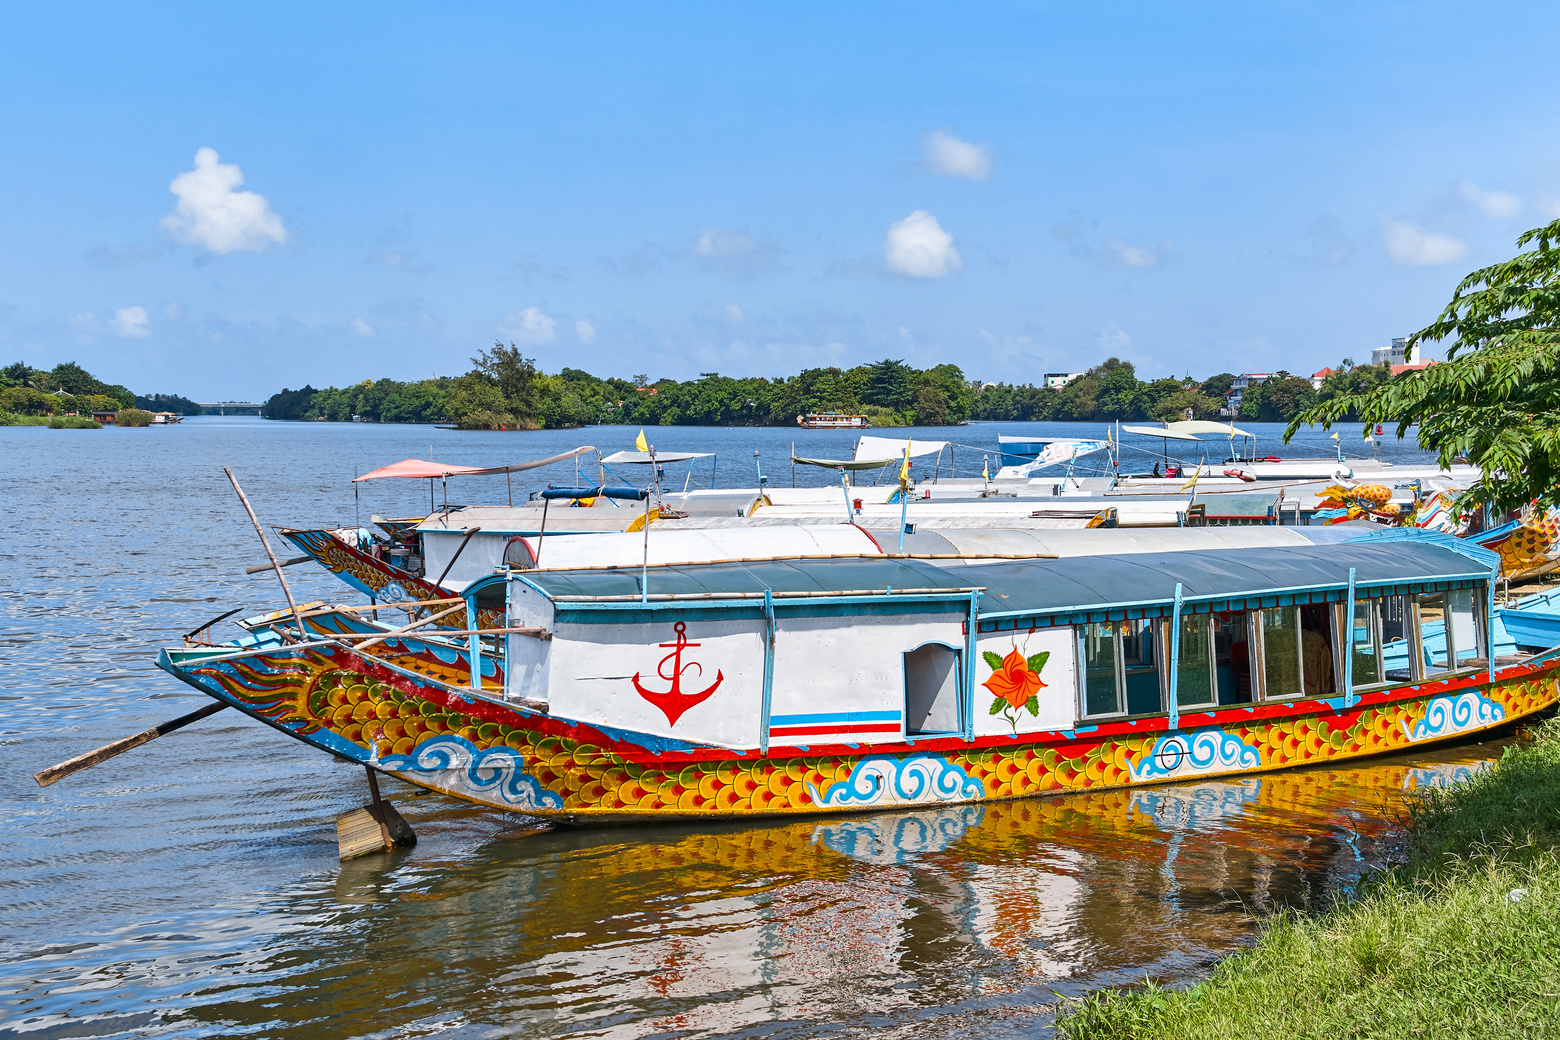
157, 641, 1558, 822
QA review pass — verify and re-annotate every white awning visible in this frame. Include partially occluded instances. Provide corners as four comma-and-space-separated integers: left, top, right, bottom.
1120, 424, 1202, 442
1166, 420, 1252, 437
600, 450, 715, 464
852, 436, 947, 462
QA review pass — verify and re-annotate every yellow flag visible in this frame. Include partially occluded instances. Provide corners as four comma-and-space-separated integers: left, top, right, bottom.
898, 443, 912, 485
982, 460, 990, 480
634, 429, 648, 452
1330, 432, 1340, 441
1180, 467, 1200, 493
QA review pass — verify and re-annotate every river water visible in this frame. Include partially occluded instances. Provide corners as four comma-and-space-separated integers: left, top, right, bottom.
0, 417, 1494, 1039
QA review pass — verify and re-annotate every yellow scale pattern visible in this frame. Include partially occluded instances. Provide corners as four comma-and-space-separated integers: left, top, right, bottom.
221, 656, 1557, 817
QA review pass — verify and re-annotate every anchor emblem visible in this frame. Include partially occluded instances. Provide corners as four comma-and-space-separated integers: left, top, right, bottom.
632, 621, 724, 726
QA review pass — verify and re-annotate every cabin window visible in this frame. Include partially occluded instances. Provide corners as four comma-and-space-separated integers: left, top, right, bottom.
1078, 619, 1160, 718
1417, 592, 1452, 675
1173, 614, 1217, 709
1448, 588, 1481, 664
1260, 607, 1304, 699
1081, 622, 1124, 717
1381, 595, 1413, 681
904, 644, 962, 735
1212, 611, 1254, 705
1350, 598, 1383, 688
1299, 604, 1337, 696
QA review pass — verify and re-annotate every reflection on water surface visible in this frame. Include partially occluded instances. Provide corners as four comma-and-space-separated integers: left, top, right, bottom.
0, 418, 1495, 1040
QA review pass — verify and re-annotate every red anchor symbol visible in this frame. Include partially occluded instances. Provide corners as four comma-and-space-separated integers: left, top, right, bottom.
632, 621, 724, 726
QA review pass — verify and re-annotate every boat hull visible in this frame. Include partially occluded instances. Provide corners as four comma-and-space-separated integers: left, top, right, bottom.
157, 643, 1560, 823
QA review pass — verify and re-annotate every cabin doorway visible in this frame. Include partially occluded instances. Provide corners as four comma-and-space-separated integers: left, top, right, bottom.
904, 644, 962, 735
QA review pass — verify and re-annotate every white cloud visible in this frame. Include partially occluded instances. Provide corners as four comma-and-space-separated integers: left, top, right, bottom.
1104, 238, 1158, 268
922, 130, 992, 180
351, 318, 374, 337
498, 306, 557, 344
1383, 220, 1468, 266
161, 147, 286, 254
722, 304, 745, 325
164, 301, 184, 322
1096, 325, 1132, 352
694, 229, 757, 257
689, 229, 779, 278
885, 210, 961, 278
110, 306, 150, 338
1458, 182, 1521, 219
575, 318, 596, 344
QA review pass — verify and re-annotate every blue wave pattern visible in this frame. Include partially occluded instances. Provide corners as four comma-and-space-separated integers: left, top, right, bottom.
1401, 691, 1505, 743
381, 734, 564, 811
807, 753, 985, 808
812, 804, 985, 865
1131, 727, 1263, 782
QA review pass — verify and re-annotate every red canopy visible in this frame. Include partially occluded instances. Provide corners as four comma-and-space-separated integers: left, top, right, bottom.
353, 446, 598, 482
354, 459, 492, 481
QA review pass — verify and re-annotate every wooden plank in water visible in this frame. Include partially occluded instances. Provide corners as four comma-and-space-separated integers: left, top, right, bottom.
336, 801, 417, 860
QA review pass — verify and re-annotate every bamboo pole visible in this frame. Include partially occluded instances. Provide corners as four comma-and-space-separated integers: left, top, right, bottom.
225, 468, 304, 643
350, 604, 466, 652
34, 702, 229, 787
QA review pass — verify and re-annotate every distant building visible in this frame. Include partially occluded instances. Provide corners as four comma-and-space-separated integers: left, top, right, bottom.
1310, 367, 1337, 390
1372, 337, 1412, 366
1043, 372, 1083, 389
1223, 373, 1272, 416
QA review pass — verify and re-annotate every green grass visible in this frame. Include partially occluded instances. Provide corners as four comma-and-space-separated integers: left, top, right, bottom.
46, 415, 104, 429
0, 410, 51, 426
1058, 721, 1560, 1039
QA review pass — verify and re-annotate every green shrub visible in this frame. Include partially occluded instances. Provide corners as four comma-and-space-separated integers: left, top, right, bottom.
115, 408, 154, 427
46, 416, 103, 429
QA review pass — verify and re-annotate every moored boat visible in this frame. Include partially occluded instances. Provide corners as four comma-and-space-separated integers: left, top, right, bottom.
157, 529, 1555, 823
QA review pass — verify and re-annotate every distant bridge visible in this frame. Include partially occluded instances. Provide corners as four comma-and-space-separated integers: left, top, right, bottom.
197, 402, 267, 414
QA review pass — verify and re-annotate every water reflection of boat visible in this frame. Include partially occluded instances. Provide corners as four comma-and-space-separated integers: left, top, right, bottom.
159, 526, 1557, 823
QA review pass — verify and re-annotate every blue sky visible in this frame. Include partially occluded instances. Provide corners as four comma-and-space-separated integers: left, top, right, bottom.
2, 2, 1558, 399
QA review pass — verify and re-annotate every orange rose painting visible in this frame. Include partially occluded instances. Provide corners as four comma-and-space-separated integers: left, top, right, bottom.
982, 647, 1048, 735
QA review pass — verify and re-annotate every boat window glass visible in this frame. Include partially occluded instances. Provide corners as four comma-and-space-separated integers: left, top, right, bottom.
904, 644, 962, 735
1120, 618, 1161, 715
1418, 591, 1451, 675
1381, 595, 1413, 681
1447, 588, 1480, 664
1212, 611, 1253, 705
1299, 603, 1336, 696
1260, 607, 1304, 699
1351, 598, 1382, 688
1080, 623, 1123, 717
1174, 614, 1216, 708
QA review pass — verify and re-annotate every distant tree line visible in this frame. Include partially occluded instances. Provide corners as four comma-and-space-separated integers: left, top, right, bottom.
262, 349, 1413, 429
1, 361, 209, 419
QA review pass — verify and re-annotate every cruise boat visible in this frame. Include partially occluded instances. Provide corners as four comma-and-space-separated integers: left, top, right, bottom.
158, 528, 1553, 822
797, 412, 871, 429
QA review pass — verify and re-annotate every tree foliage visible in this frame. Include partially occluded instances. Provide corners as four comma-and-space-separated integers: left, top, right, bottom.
1287, 217, 1560, 513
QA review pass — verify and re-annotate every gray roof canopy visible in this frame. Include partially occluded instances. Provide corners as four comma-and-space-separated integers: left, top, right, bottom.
520, 538, 1490, 616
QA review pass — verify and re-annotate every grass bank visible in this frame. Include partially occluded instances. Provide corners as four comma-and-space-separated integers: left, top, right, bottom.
0, 411, 50, 426
1059, 720, 1560, 1039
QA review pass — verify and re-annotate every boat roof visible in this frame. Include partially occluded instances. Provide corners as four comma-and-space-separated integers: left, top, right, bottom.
513, 533, 1494, 618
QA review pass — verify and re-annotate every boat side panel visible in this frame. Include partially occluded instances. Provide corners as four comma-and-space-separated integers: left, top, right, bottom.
769, 613, 969, 746
972, 627, 1080, 737
161, 643, 1559, 820
548, 617, 767, 749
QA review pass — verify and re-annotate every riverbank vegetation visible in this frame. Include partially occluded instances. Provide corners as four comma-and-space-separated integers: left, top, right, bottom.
1293, 217, 1560, 514
1058, 720, 1560, 1039
262, 350, 1404, 430
0, 362, 203, 426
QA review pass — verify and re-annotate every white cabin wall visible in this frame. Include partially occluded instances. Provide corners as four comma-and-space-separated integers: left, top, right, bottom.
972, 627, 1079, 736
546, 618, 767, 748
768, 613, 967, 744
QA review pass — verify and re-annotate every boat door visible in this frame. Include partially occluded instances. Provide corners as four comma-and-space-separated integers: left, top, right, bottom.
904, 643, 963, 736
